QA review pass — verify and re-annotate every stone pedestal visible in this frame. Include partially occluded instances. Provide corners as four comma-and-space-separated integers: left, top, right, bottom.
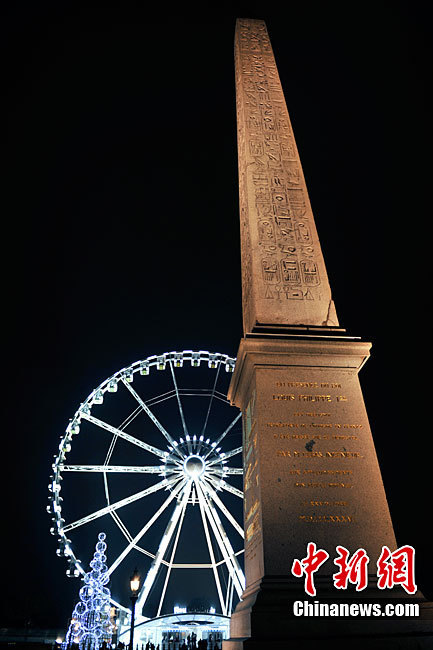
223, 333, 433, 649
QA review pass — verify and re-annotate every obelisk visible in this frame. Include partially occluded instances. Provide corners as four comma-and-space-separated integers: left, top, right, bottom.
234, 18, 338, 334
223, 18, 433, 650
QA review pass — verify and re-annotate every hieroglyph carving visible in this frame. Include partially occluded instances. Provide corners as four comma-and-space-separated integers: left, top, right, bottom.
235, 19, 338, 330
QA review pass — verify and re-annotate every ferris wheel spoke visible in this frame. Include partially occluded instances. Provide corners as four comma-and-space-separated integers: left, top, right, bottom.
103, 429, 119, 467
102, 406, 143, 467
108, 478, 187, 577
145, 389, 176, 408
201, 478, 244, 538
200, 361, 221, 440
195, 481, 245, 598
121, 378, 184, 458
223, 446, 243, 460
219, 480, 244, 499
102, 406, 144, 469
205, 466, 242, 478
207, 445, 243, 466
196, 479, 227, 616
169, 458, 185, 469
203, 413, 242, 460
63, 476, 180, 533
80, 412, 167, 459
168, 361, 189, 441
156, 484, 190, 617
136, 480, 192, 611
110, 510, 133, 543
214, 411, 242, 447
61, 464, 165, 473
205, 467, 224, 479
226, 574, 235, 616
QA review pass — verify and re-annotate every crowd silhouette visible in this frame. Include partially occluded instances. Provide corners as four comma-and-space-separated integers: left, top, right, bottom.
113, 633, 222, 650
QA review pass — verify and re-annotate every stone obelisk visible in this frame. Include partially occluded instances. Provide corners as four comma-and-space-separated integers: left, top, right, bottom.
223, 18, 433, 650
234, 19, 339, 334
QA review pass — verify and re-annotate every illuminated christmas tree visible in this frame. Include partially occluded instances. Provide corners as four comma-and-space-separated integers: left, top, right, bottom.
63, 533, 113, 650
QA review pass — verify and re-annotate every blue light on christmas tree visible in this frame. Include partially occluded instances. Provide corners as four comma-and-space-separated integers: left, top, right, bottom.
63, 533, 113, 650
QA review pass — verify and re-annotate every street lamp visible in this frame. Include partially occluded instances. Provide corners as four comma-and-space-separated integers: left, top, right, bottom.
129, 568, 140, 650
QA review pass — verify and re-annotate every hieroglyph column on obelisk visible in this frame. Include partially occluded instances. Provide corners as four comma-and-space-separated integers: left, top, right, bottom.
234, 18, 338, 333
224, 18, 433, 650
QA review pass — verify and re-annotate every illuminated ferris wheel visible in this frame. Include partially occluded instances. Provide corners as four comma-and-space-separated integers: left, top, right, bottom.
47, 350, 245, 621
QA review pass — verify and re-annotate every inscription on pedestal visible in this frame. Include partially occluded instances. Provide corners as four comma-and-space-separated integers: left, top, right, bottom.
251, 365, 396, 578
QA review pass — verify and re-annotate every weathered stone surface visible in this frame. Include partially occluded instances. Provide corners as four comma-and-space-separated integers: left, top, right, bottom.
235, 18, 338, 333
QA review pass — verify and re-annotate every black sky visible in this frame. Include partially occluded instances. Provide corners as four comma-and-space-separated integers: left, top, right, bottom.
2, 0, 432, 630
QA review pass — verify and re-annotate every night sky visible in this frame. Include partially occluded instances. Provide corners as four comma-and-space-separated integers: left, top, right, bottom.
2, 1, 431, 631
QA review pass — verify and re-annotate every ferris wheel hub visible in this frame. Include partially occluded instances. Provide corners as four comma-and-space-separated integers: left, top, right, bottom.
183, 455, 205, 478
